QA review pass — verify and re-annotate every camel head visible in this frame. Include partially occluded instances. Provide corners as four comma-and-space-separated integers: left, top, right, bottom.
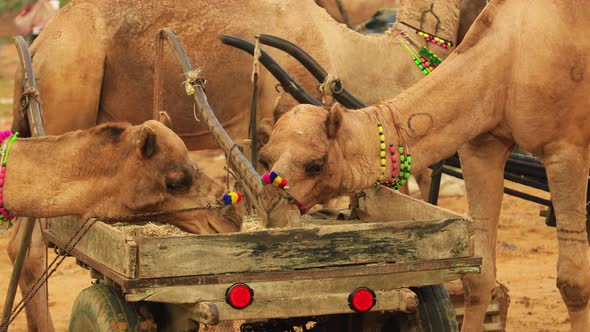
258, 104, 350, 214
8, 120, 243, 234
91, 120, 244, 234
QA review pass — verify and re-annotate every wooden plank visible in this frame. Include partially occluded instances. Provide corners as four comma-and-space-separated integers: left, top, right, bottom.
45, 217, 136, 278
186, 288, 418, 323
125, 265, 472, 313
137, 217, 472, 278
125, 257, 480, 289
354, 186, 465, 222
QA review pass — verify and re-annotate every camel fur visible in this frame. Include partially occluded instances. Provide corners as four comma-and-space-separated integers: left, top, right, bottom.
259, 0, 590, 331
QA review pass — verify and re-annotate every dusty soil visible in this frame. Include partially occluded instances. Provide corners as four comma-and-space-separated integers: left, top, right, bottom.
0, 36, 578, 332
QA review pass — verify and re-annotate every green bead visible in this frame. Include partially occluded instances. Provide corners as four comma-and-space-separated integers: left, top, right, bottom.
398, 146, 404, 153
422, 69, 429, 75
407, 156, 412, 163
407, 165, 412, 171
400, 155, 405, 161
404, 172, 411, 178
400, 179, 407, 185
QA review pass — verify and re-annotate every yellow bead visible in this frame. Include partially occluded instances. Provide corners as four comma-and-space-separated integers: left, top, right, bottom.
380, 151, 386, 157
273, 176, 283, 186
378, 126, 384, 133
380, 143, 386, 150
379, 135, 385, 141
381, 159, 386, 166
229, 192, 238, 204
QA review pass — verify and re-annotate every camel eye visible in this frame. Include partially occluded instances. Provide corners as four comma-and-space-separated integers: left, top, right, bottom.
165, 168, 192, 193
259, 158, 270, 170
304, 156, 326, 176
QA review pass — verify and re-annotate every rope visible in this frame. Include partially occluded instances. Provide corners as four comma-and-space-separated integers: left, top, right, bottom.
249, 39, 262, 166
153, 32, 164, 121
0, 204, 222, 332
18, 87, 41, 118
318, 74, 342, 106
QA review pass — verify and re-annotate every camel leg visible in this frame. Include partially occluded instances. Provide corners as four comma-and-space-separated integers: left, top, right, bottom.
413, 169, 433, 201
543, 145, 590, 331
458, 134, 512, 331
7, 219, 54, 332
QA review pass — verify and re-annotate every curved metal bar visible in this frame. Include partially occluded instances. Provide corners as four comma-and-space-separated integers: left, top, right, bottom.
219, 35, 322, 106
14, 36, 45, 136
256, 34, 367, 109
158, 29, 292, 221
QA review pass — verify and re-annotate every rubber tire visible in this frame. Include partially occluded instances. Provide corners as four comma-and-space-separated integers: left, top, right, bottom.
397, 285, 459, 332
68, 284, 157, 332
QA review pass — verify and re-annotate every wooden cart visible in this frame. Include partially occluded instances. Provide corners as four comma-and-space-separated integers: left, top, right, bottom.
43, 187, 480, 331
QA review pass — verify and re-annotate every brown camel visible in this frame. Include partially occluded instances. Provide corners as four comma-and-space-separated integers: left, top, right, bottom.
5, 120, 243, 332
259, 0, 590, 331
314, 0, 400, 26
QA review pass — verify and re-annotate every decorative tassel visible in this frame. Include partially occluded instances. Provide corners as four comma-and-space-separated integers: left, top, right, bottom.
261, 171, 288, 189
222, 191, 243, 205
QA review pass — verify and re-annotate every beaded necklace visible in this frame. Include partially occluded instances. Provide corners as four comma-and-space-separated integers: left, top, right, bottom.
399, 21, 453, 49
0, 131, 19, 224
375, 113, 412, 191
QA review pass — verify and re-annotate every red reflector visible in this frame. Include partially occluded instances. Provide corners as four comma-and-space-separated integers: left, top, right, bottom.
225, 283, 254, 309
348, 287, 377, 313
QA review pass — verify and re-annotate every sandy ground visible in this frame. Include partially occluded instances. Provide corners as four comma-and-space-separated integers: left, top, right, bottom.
0, 36, 579, 332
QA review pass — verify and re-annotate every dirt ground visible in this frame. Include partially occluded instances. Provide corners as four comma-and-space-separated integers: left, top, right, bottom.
0, 36, 579, 332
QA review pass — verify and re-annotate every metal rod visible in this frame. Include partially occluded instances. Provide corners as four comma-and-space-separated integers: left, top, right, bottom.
2, 218, 36, 327
427, 161, 445, 205
441, 167, 551, 206
256, 34, 367, 110
2, 36, 46, 328
219, 35, 322, 106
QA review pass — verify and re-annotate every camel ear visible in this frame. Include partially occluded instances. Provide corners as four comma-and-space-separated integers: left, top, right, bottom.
325, 104, 343, 139
156, 111, 173, 129
136, 126, 157, 159
257, 117, 274, 146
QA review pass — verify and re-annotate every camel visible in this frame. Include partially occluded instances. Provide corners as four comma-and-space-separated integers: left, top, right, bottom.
5, 120, 243, 332
314, 0, 400, 27
258, 0, 590, 331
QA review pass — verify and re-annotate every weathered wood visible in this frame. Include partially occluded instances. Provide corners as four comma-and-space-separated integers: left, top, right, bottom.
137, 217, 472, 278
186, 288, 417, 323
126, 267, 470, 304
355, 186, 464, 222
45, 217, 136, 278
125, 265, 472, 320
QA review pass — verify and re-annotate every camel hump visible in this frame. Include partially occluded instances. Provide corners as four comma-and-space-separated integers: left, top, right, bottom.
21, 1, 108, 136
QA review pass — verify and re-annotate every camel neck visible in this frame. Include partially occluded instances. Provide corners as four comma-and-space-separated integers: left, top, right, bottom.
319, 0, 462, 102
2, 133, 128, 218
337, 37, 508, 194
395, 0, 462, 43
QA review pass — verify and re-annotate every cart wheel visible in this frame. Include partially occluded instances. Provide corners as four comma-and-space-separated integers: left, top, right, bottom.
68, 284, 157, 332
397, 285, 459, 332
